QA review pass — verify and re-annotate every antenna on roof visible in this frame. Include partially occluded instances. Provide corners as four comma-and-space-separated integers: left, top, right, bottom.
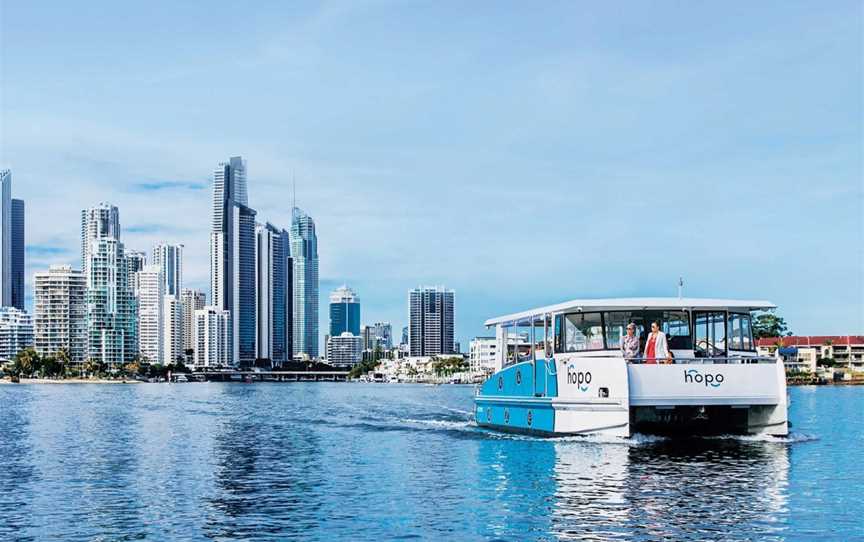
678, 277, 684, 299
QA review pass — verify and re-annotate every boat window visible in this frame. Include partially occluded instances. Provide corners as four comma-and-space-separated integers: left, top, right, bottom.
728, 313, 755, 351
604, 311, 641, 349
563, 313, 605, 351
641, 310, 692, 350
694, 311, 726, 357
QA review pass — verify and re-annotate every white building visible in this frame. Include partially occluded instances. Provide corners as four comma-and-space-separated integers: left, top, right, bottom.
163, 295, 183, 365
33, 265, 87, 363
193, 306, 231, 369
152, 243, 183, 299
181, 289, 205, 356
469, 336, 499, 375
0, 306, 33, 361
81, 202, 120, 276
85, 236, 137, 364
757, 336, 864, 373
326, 332, 363, 368
135, 265, 164, 364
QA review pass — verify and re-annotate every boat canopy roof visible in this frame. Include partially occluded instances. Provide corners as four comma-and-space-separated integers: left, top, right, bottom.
484, 297, 776, 327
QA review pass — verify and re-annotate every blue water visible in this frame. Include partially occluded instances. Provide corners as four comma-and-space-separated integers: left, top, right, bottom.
0, 383, 860, 541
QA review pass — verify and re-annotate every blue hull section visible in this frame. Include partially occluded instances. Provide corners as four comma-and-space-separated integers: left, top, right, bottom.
475, 359, 558, 434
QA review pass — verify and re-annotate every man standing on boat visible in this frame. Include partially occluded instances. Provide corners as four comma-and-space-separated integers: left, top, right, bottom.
621, 323, 640, 362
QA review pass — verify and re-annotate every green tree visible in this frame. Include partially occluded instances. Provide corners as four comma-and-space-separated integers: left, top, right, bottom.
14, 347, 40, 377
753, 311, 792, 339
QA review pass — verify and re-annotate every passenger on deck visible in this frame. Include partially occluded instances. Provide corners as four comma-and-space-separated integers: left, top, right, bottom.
644, 321, 672, 364
621, 323, 640, 362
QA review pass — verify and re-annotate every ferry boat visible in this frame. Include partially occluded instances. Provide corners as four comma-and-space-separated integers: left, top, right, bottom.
474, 298, 788, 437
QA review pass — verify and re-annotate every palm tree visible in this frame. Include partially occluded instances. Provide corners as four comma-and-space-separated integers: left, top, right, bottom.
14, 348, 39, 377
56, 348, 71, 378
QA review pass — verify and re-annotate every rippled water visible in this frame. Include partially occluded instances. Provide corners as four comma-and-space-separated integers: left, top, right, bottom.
0, 383, 860, 541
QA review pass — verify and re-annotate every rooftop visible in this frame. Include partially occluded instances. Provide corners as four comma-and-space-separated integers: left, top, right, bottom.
485, 297, 776, 327
756, 336, 864, 347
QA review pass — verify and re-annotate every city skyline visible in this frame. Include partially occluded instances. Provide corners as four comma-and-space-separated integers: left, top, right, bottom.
2, 2, 862, 349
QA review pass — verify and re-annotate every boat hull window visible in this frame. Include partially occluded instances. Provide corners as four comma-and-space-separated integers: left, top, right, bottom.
562, 313, 605, 352
695, 311, 727, 357
727, 313, 755, 351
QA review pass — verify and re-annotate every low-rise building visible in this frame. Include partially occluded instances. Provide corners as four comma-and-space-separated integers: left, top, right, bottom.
192, 306, 230, 369
469, 336, 498, 375
326, 332, 363, 368
756, 336, 864, 373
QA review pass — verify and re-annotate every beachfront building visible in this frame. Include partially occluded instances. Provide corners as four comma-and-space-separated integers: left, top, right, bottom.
81, 202, 120, 274
192, 306, 231, 369
757, 336, 864, 373
181, 289, 206, 357
408, 287, 455, 357
290, 207, 319, 358
85, 236, 137, 365
0, 307, 33, 362
326, 332, 363, 368
33, 265, 87, 363
135, 265, 164, 364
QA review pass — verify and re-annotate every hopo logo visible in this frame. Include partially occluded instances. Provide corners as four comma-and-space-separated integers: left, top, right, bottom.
684, 368, 724, 388
567, 364, 591, 392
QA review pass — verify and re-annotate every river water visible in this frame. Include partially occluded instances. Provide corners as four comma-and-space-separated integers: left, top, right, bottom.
0, 383, 860, 541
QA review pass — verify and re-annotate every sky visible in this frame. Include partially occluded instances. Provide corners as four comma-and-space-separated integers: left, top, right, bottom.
1, 1, 862, 351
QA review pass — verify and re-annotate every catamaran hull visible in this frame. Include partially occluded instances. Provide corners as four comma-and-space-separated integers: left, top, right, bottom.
474, 358, 789, 438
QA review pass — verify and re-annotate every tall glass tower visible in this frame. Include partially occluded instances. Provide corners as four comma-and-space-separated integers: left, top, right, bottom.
290, 207, 319, 358
11, 198, 24, 310
329, 285, 360, 337
210, 156, 257, 366
0, 170, 12, 307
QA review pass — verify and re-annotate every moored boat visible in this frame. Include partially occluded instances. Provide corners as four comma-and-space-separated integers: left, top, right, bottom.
474, 298, 788, 437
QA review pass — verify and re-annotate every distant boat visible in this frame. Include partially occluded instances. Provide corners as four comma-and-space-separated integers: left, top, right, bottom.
475, 297, 789, 437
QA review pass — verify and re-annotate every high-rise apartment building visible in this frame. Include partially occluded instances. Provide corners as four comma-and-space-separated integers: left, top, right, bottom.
210, 156, 257, 367
329, 285, 360, 337
163, 295, 183, 365
81, 202, 120, 275
409, 287, 455, 357
135, 265, 163, 364
181, 288, 205, 356
0, 170, 11, 307
33, 265, 87, 363
256, 223, 291, 363
192, 306, 231, 369
153, 243, 183, 299
11, 198, 24, 310
85, 236, 137, 365
0, 306, 33, 361
290, 207, 318, 358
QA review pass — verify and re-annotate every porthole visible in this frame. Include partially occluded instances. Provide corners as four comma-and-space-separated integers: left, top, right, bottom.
515, 370, 522, 385
497, 376, 504, 391
504, 408, 510, 424
486, 408, 492, 422
527, 410, 533, 427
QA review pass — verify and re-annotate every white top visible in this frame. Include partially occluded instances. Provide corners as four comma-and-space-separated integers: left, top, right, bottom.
484, 297, 776, 327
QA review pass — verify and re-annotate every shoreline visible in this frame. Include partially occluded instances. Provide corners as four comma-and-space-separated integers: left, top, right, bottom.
1, 378, 142, 385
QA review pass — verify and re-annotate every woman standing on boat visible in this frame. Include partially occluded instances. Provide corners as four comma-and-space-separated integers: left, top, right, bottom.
644, 321, 671, 364
621, 323, 640, 362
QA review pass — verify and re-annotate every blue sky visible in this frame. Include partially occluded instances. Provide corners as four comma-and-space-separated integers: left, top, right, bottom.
1, 1, 862, 350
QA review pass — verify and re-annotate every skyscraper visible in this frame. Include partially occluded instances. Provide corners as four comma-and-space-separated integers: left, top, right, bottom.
256, 223, 291, 364
152, 243, 183, 299
33, 265, 87, 363
210, 156, 257, 367
290, 207, 318, 358
81, 202, 120, 275
163, 295, 183, 365
135, 265, 163, 364
409, 287, 455, 357
11, 198, 24, 310
329, 285, 360, 337
362, 322, 393, 351
0, 170, 11, 307
85, 236, 137, 365
181, 288, 206, 356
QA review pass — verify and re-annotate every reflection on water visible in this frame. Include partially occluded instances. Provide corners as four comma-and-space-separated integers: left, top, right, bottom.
0, 383, 859, 541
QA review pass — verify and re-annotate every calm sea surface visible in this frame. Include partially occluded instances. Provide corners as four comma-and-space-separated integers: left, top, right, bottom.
0, 383, 861, 541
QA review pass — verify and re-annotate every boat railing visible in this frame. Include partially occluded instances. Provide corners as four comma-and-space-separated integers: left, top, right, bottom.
628, 356, 777, 365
